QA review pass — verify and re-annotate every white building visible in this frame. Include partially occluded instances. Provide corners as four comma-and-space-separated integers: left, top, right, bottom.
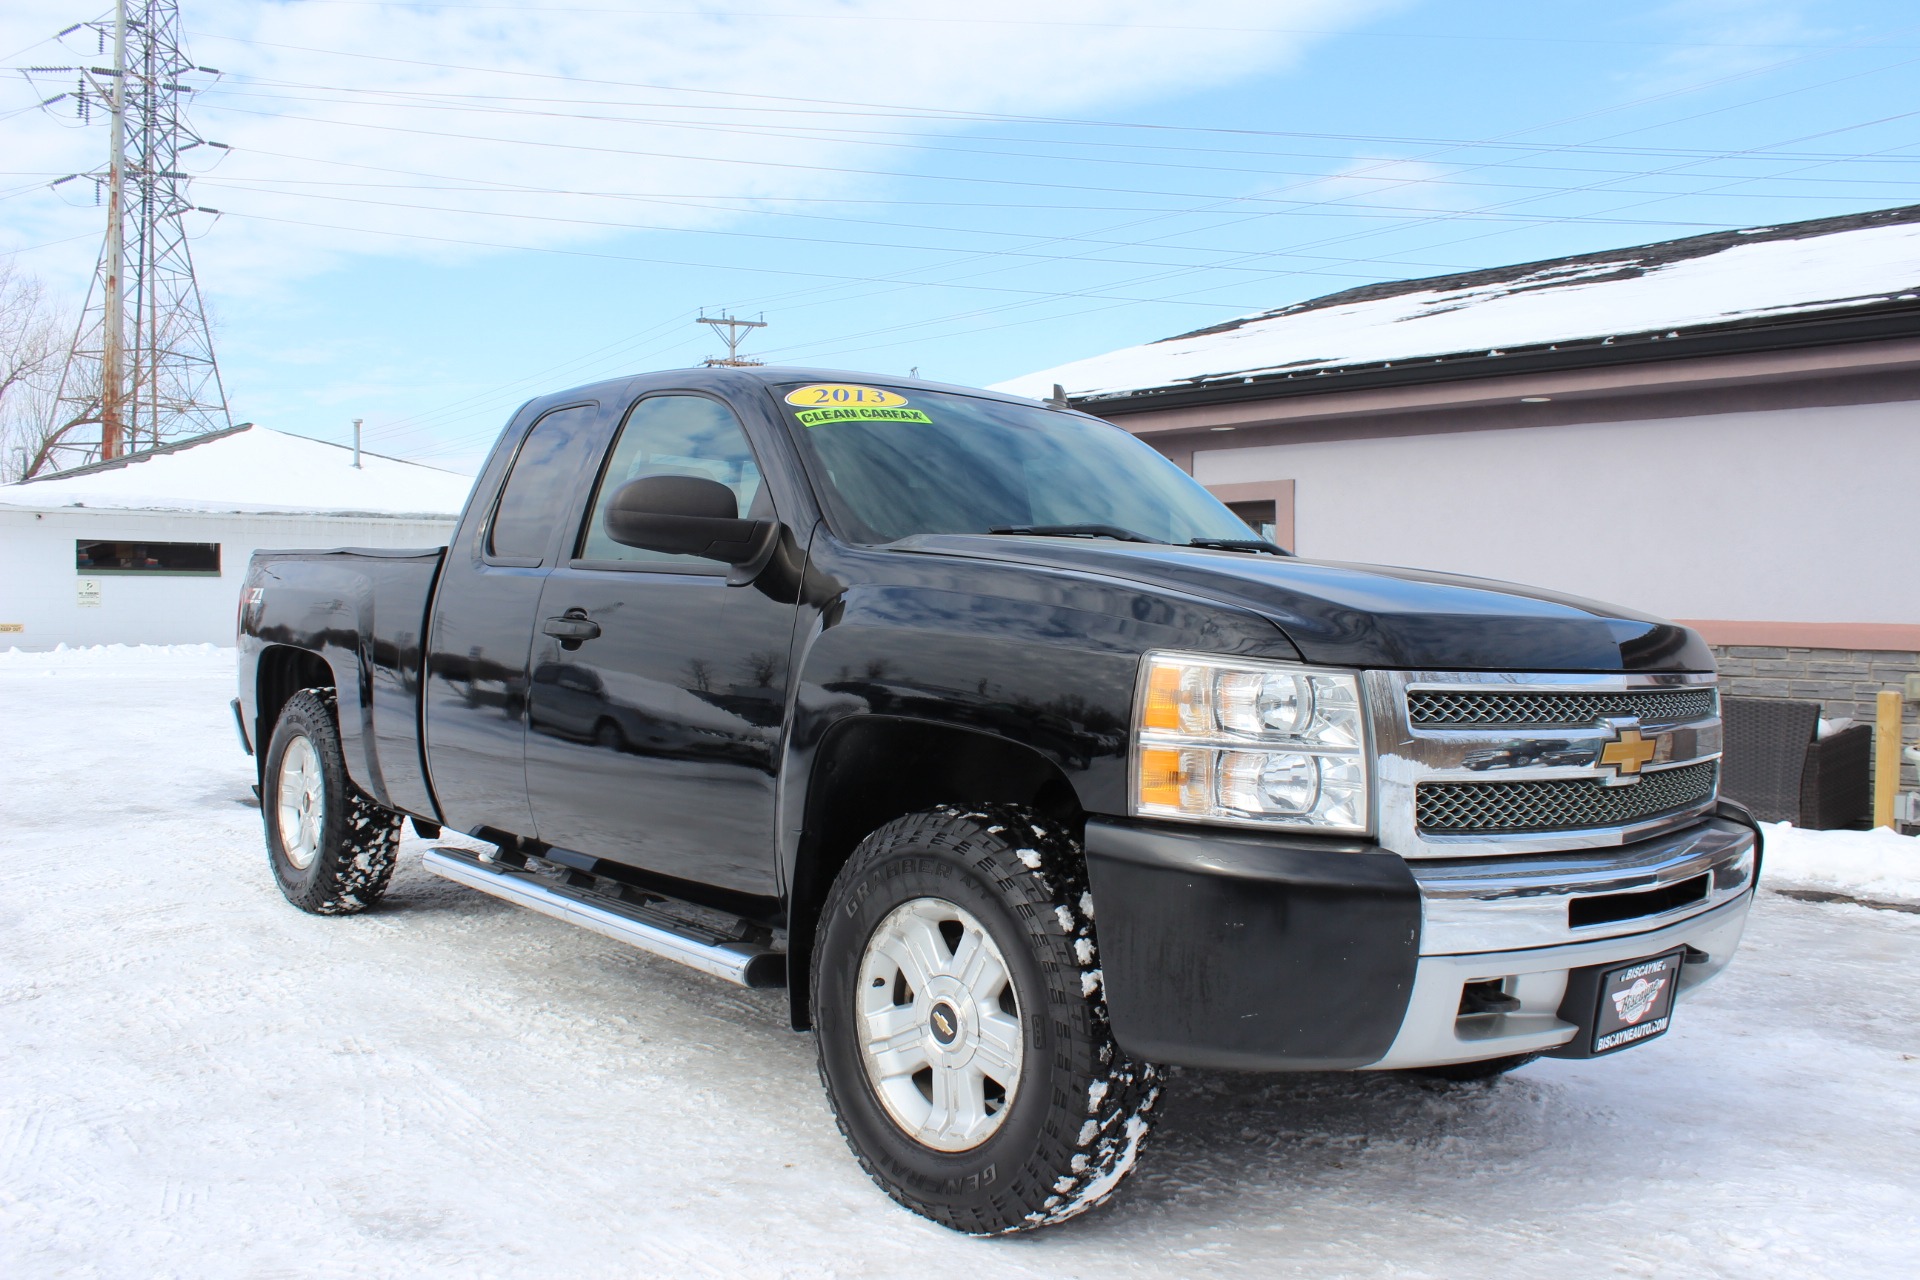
0, 425, 474, 649
998, 203, 1920, 798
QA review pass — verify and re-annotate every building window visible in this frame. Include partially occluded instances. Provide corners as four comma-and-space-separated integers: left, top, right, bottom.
76, 539, 222, 576
1204, 480, 1296, 552
1226, 500, 1278, 542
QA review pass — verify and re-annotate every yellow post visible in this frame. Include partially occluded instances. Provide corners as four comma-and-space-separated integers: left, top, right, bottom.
1874, 689, 1902, 829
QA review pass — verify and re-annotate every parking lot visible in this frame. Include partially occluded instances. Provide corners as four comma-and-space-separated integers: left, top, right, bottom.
4, 645, 1917, 1279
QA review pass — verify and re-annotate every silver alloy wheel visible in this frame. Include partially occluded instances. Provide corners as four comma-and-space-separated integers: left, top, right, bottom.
856, 896, 1024, 1153
276, 733, 325, 870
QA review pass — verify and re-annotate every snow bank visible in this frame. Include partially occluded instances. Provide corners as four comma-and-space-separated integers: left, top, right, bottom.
0, 642, 236, 672
1761, 822, 1920, 906
4, 639, 1920, 1275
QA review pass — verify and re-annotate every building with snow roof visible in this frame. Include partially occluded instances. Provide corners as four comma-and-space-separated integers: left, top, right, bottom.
0, 424, 474, 649
998, 203, 1920, 794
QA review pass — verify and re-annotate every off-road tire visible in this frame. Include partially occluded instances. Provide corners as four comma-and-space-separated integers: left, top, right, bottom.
812, 804, 1161, 1235
262, 688, 404, 915
1406, 1052, 1542, 1083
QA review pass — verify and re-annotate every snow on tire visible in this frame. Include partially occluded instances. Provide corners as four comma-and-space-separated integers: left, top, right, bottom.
811, 804, 1161, 1235
262, 687, 404, 915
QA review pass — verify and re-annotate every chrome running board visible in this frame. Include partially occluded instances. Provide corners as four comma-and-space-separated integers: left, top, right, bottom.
423, 847, 786, 988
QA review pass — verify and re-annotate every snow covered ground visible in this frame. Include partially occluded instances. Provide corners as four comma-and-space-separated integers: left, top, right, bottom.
4, 646, 1918, 1278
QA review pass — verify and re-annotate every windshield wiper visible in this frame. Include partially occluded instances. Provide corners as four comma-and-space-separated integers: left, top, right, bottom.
986, 524, 1162, 544
1188, 537, 1292, 556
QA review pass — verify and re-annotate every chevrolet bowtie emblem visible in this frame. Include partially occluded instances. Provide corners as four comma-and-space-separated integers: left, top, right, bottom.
1599, 727, 1658, 776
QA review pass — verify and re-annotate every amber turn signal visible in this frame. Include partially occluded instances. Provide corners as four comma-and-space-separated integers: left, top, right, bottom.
1137, 746, 1187, 809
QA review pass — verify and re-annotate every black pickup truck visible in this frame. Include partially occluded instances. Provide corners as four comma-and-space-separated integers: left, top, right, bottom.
234, 367, 1758, 1234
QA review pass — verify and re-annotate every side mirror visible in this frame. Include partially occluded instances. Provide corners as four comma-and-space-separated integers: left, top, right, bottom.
603, 475, 772, 565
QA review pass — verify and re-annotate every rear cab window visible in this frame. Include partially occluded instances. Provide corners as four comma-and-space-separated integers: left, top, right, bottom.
486, 403, 600, 563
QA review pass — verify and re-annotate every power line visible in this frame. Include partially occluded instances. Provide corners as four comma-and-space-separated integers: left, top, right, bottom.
35, 13, 1897, 462
210, 3, 1910, 51
195, 76, 1920, 165
180, 26, 1894, 148
196, 99, 1912, 226
165, 10, 1920, 350
191, 84, 1920, 193
367, 312, 698, 447
160, 35, 1920, 328
739, 64, 1920, 368
207, 207, 1293, 308
195, 181, 1754, 276
675, 18, 1920, 337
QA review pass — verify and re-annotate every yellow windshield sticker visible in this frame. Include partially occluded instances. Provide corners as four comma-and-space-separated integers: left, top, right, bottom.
796, 406, 932, 427
784, 383, 910, 409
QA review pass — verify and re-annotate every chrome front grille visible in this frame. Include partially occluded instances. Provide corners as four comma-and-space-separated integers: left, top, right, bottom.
1406, 687, 1718, 728
1417, 761, 1719, 834
1367, 669, 1722, 859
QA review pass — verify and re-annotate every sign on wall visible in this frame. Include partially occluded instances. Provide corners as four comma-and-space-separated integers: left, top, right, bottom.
76, 578, 102, 609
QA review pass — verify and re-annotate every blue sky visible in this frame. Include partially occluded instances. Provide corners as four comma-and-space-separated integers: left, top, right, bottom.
5, 0, 1919, 471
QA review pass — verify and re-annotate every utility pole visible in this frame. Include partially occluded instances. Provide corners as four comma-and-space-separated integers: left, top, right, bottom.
20, 0, 232, 477
697, 312, 768, 367
101, 0, 128, 460
352, 418, 363, 468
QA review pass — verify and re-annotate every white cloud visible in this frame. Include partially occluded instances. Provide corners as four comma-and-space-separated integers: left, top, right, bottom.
1618, 0, 1836, 100
1280, 155, 1481, 215
0, 0, 1400, 298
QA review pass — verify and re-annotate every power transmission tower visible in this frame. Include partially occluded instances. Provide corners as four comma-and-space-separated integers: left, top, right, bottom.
20, 0, 231, 476
697, 312, 767, 367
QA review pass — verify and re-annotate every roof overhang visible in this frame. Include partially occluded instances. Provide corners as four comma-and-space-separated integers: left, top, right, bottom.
1077, 297, 1920, 425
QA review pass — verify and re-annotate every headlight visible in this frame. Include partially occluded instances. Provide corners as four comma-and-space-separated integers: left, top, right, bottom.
1132, 651, 1371, 833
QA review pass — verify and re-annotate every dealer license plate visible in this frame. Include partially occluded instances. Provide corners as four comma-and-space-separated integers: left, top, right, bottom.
1590, 950, 1683, 1055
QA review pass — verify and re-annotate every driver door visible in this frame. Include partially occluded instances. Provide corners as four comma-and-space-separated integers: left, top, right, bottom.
522, 392, 795, 897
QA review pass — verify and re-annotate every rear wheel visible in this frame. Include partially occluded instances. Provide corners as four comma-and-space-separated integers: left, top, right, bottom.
262, 688, 404, 915
812, 805, 1161, 1235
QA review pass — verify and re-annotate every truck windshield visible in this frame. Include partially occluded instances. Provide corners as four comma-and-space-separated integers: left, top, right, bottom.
779, 382, 1256, 547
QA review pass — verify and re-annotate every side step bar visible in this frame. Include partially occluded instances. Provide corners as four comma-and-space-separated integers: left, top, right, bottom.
423, 847, 786, 989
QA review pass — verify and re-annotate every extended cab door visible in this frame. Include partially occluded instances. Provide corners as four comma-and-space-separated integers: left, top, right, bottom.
522, 392, 796, 897
422, 400, 603, 840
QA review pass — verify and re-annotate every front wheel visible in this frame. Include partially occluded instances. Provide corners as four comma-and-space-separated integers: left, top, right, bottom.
812, 805, 1161, 1235
262, 688, 404, 915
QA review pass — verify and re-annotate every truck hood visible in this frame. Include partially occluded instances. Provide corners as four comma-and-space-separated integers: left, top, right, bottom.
893, 535, 1712, 673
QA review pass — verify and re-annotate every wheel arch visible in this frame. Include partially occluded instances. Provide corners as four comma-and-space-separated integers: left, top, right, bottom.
254, 644, 336, 782
784, 714, 1082, 1030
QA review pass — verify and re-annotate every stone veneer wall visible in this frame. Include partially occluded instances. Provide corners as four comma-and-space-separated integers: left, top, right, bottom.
1710, 644, 1919, 829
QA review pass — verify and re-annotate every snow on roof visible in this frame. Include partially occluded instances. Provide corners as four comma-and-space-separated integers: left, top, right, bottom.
992, 204, 1920, 401
0, 425, 475, 517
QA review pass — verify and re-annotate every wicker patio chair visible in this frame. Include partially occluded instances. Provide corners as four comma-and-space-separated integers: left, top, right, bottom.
1799, 722, 1873, 830
1720, 697, 1820, 825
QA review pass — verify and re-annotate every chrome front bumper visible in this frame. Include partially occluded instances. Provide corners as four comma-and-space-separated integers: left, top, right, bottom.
1366, 816, 1757, 1070
1413, 815, 1756, 955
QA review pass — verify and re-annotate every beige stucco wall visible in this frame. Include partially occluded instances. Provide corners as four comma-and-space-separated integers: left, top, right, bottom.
1191, 398, 1919, 627
0, 507, 456, 650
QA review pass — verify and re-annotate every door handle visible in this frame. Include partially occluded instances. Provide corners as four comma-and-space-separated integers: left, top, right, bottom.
542, 614, 602, 642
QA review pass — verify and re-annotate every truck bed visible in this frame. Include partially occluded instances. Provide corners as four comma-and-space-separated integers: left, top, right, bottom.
241, 546, 447, 820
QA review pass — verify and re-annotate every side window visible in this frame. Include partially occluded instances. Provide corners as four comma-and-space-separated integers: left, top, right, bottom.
488, 403, 598, 561
577, 395, 768, 566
